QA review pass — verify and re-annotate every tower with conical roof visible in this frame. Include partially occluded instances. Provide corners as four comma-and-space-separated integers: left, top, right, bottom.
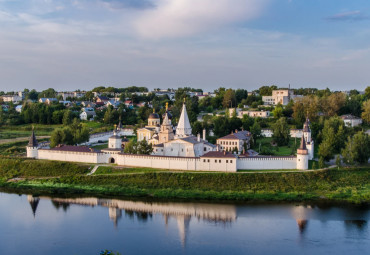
302, 117, 314, 160
297, 136, 309, 170
26, 126, 39, 158
175, 100, 192, 138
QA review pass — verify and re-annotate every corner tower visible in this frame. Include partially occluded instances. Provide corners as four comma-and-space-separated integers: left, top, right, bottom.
26, 127, 38, 158
297, 136, 309, 170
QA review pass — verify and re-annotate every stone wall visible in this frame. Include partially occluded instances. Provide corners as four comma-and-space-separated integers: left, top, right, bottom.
237, 156, 297, 170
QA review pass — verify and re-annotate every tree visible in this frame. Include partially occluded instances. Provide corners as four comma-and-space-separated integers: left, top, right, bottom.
222, 89, 236, 108
365, 86, 370, 99
341, 131, 370, 165
192, 121, 203, 136
272, 117, 290, 146
50, 128, 64, 147
136, 139, 153, 155
62, 110, 73, 126
272, 104, 283, 119
321, 92, 346, 117
250, 120, 262, 141
38, 88, 57, 99
318, 127, 335, 161
123, 140, 136, 154
362, 100, 370, 124
318, 157, 325, 169
292, 96, 319, 126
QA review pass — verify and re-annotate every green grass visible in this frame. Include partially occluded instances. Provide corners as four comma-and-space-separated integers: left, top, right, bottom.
0, 124, 60, 139
94, 166, 166, 175
0, 158, 368, 203
91, 144, 108, 150
253, 137, 297, 156
0, 139, 49, 156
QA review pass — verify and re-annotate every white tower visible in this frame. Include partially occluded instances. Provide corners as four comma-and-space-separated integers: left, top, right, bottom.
303, 117, 314, 160
108, 126, 122, 150
297, 136, 309, 170
26, 127, 38, 158
176, 100, 192, 138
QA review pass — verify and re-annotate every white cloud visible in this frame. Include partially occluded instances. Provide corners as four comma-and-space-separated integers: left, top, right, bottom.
134, 0, 269, 39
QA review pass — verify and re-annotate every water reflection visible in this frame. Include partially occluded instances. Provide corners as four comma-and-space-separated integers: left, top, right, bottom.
38, 196, 237, 247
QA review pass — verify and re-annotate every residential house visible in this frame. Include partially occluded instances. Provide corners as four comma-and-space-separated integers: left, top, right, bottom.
39, 98, 57, 104
1, 95, 22, 104
216, 130, 251, 153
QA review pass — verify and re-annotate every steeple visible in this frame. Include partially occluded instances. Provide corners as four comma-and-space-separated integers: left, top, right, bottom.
297, 136, 308, 154
117, 116, 123, 130
28, 126, 38, 147
303, 116, 310, 132
176, 102, 192, 137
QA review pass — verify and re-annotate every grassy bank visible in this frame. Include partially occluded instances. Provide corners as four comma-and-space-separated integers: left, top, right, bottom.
0, 157, 369, 203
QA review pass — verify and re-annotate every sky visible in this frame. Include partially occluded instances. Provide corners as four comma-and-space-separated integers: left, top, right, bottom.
0, 0, 370, 92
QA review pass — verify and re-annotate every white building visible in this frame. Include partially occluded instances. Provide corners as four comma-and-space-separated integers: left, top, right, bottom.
340, 114, 362, 127
1, 95, 22, 104
217, 130, 251, 153
80, 109, 96, 121
262, 89, 300, 106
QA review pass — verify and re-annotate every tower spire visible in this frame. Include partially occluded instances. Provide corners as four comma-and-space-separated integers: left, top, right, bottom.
28, 126, 38, 147
176, 101, 192, 137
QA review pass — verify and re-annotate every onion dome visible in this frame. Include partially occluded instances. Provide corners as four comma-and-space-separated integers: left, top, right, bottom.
162, 111, 172, 120
149, 112, 160, 119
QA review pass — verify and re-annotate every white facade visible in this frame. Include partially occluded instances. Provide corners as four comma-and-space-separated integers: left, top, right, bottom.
1, 95, 22, 104
341, 115, 363, 127
262, 90, 299, 106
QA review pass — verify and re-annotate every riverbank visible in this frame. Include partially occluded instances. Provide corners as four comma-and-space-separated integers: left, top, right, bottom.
0, 157, 369, 204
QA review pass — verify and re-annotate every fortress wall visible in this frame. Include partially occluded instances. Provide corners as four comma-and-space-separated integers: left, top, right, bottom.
116, 154, 237, 172
38, 150, 100, 163
237, 157, 297, 170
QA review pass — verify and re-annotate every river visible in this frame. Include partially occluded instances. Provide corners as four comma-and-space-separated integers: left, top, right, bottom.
0, 191, 368, 255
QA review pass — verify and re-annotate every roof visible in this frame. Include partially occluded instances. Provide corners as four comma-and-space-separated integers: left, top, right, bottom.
48, 145, 99, 153
97, 96, 109, 100
149, 113, 160, 119
341, 114, 361, 120
201, 151, 237, 158
153, 143, 164, 147
28, 129, 38, 147
218, 130, 250, 140
176, 103, 192, 137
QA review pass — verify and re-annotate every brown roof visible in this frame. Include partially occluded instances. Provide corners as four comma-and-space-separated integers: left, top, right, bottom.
218, 130, 250, 140
201, 151, 237, 158
48, 145, 99, 153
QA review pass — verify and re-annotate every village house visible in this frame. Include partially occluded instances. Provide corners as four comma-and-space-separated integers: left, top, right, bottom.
1, 95, 22, 104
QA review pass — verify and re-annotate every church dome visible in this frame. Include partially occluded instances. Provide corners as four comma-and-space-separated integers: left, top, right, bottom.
149, 113, 160, 119
162, 111, 172, 120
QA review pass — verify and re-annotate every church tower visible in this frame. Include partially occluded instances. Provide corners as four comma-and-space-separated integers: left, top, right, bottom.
297, 136, 309, 170
26, 127, 38, 158
108, 126, 122, 150
175, 100, 192, 138
158, 105, 174, 143
303, 117, 314, 160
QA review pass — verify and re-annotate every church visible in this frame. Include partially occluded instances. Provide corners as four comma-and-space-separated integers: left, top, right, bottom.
138, 101, 217, 157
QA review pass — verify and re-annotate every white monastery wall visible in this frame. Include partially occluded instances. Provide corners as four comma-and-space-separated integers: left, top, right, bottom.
38, 150, 101, 164
237, 157, 297, 170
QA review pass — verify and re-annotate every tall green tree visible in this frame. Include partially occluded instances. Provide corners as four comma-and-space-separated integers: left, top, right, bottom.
272, 117, 290, 146
342, 132, 370, 165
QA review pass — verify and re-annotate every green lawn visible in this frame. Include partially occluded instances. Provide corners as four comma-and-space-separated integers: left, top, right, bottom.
253, 137, 298, 156
94, 166, 166, 175
0, 124, 61, 139
91, 144, 108, 150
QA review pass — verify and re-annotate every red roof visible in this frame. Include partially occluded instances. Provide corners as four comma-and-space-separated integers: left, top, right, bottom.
48, 145, 99, 153
201, 151, 237, 158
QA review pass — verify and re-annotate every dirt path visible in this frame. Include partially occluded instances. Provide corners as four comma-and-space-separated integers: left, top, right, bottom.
0, 136, 50, 145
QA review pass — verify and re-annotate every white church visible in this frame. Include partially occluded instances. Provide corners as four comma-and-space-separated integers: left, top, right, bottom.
26, 103, 313, 171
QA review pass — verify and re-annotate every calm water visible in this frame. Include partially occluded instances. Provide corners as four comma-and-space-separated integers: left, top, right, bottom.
0, 192, 369, 255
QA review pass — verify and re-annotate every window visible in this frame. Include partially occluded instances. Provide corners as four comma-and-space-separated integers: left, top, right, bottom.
219, 160, 221, 163
203, 159, 206, 162
230, 160, 233, 163
226, 160, 228, 163
215, 160, 217, 163
208, 159, 210, 162
204, 148, 206, 151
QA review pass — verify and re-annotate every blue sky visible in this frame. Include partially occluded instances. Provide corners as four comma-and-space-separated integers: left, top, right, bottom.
0, 0, 370, 92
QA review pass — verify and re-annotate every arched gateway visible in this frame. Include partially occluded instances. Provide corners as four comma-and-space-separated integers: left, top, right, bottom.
109, 157, 115, 164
